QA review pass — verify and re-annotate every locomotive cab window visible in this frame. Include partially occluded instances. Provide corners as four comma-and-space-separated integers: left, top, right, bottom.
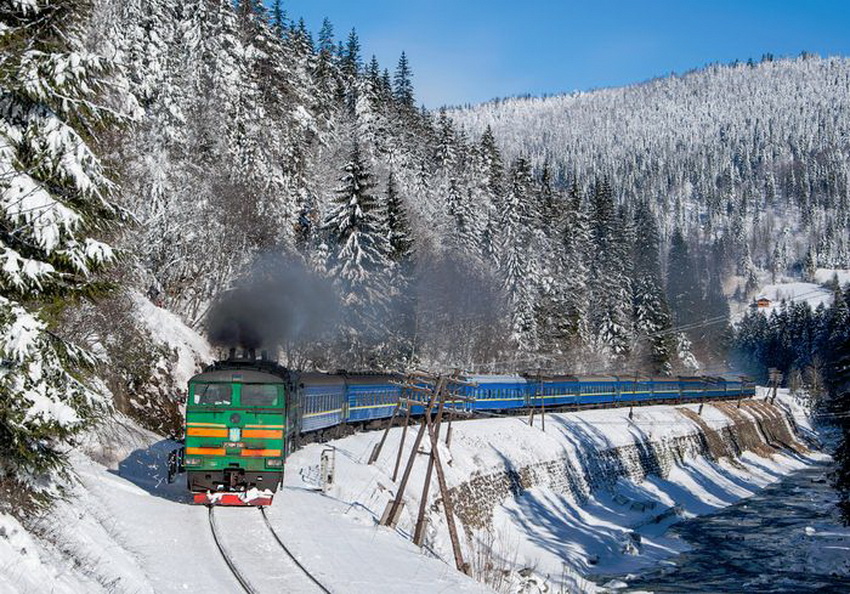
193, 383, 232, 405
241, 384, 279, 407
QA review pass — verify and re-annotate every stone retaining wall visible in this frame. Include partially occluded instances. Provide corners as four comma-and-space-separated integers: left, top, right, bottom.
447, 401, 806, 531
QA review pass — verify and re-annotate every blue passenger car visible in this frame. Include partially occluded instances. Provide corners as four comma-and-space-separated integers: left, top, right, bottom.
344, 374, 401, 422
464, 375, 529, 411
283, 366, 754, 435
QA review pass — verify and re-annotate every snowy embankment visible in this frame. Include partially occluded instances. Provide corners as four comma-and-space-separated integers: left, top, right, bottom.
0, 390, 823, 593
285, 391, 822, 592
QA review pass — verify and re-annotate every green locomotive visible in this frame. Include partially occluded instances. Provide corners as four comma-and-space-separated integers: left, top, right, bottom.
184, 357, 293, 506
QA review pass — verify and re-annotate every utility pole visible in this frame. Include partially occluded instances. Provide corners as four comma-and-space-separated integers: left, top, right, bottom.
380, 379, 437, 529
768, 368, 783, 405
425, 384, 471, 576
392, 401, 413, 481
379, 370, 475, 576
369, 399, 402, 465
528, 371, 546, 431
413, 377, 448, 545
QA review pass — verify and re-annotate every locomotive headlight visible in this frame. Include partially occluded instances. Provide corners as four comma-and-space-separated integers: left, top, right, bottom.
229, 427, 241, 442
184, 457, 201, 467
266, 458, 283, 468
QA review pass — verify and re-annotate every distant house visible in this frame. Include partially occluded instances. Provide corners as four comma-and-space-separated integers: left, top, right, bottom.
755, 297, 772, 308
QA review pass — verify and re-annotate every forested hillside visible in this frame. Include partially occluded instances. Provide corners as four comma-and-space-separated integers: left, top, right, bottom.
92, 1, 850, 378
449, 56, 850, 273
5, 0, 850, 498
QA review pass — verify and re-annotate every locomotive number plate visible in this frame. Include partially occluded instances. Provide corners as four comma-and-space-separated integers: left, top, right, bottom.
223, 442, 244, 449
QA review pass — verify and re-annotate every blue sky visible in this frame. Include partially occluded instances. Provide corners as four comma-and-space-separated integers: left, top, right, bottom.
279, 1, 850, 108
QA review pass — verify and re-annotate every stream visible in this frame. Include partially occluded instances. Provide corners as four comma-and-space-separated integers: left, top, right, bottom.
598, 462, 850, 592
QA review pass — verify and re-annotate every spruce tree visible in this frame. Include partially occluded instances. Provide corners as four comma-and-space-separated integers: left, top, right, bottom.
270, 0, 286, 36
384, 172, 416, 362
394, 51, 415, 108
322, 142, 393, 365
341, 28, 361, 81
0, 0, 130, 497
385, 172, 414, 265
667, 228, 701, 329
314, 17, 336, 87
631, 201, 675, 373
559, 179, 591, 357
588, 178, 631, 358
500, 158, 538, 354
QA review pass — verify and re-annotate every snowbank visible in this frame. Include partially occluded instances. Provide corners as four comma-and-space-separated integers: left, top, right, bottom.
0, 397, 823, 593
129, 290, 214, 389
286, 398, 823, 592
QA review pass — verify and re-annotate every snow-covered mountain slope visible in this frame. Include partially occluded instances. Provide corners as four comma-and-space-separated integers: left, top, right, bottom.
129, 289, 215, 390
2, 390, 820, 594
449, 55, 850, 273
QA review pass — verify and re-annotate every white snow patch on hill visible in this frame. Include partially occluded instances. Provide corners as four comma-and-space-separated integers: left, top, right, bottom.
755, 282, 833, 314
130, 290, 214, 389
814, 268, 850, 286
731, 279, 836, 323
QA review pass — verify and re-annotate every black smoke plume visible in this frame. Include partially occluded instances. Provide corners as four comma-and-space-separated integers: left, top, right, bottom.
206, 254, 340, 351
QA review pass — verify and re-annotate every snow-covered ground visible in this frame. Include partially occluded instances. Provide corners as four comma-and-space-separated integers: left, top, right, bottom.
0, 384, 829, 594
753, 282, 833, 315
814, 268, 850, 287
285, 393, 824, 592
730, 268, 849, 324
0, 416, 490, 594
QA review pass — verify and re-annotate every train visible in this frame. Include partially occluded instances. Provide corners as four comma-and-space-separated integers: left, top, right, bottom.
182, 351, 754, 506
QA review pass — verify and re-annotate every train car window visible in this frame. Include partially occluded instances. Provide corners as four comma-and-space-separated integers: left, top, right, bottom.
241, 384, 279, 406
193, 383, 232, 405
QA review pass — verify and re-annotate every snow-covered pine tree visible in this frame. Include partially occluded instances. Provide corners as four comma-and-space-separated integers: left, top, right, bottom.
558, 179, 591, 363
588, 178, 631, 359
322, 141, 394, 367
529, 165, 569, 361
475, 126, 504, 267
385, 171, 414, 266
384, 171, 416, 363
630, 200, 675, 374
666, 228, 700, 328
499, 157, 538, 355
393, 51, 414, 109
0, 0, 131, 500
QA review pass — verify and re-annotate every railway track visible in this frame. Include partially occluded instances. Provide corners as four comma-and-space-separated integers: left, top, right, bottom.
260, 507, 331, 594
208, 506, 331, 594
208, 507, 257, 594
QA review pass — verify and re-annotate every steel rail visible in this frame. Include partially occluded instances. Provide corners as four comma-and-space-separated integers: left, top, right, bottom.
259, 507, 332, 594
208, 507, 258, 594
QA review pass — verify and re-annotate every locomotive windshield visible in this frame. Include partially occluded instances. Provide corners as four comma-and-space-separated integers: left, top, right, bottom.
241, 383, 279, 406
193, 383, 232, 405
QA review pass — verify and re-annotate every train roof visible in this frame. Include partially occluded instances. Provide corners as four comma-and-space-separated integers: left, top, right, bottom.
463, 374, 528, 385
343, 373, 400, 385
572, 375, 620, 382
189, 368, 285, 384
522, 374, 580, 382
292, 372, 346, 388
291, 372, 400, 388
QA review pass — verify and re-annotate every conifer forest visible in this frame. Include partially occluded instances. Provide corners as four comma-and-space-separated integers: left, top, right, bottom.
1, 0, 850, 518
